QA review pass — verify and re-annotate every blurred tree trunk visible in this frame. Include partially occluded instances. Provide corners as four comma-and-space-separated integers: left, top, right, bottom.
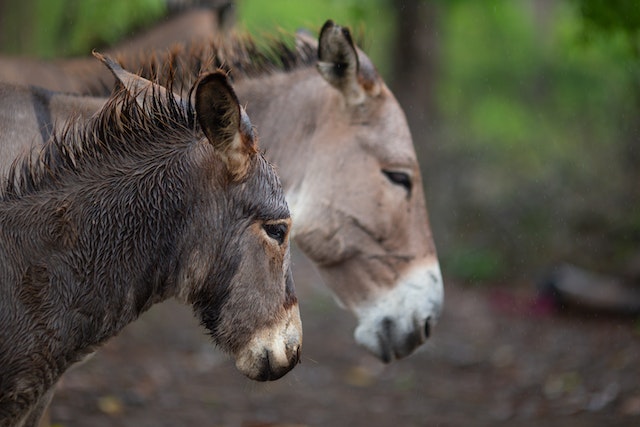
390, 0, 441, 140
388, 0, 449, 248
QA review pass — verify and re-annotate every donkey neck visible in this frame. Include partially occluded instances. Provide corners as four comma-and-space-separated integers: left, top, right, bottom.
0, 146, 196, 351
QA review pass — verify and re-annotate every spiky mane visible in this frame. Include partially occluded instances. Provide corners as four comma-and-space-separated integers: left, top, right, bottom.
2, 80, 198, 200
119, 31, 318, 91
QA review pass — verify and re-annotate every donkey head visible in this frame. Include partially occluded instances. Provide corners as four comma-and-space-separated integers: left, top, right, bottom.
190, 73, 300, 380
102, 57, 302, 381
290, 21, 443, 362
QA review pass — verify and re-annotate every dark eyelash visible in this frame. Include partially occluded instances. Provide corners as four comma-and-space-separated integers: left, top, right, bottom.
382, 170, 412, 194
263, 223, 288, 244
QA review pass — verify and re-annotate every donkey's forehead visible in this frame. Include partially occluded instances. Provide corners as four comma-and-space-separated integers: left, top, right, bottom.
243, 155, 290, 220
350, 90, 418, 168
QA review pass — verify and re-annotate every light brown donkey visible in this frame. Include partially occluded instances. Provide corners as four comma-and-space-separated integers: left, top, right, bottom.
113, 20, 444, 362
0, 55, 301, 427
0, 20, 443, 362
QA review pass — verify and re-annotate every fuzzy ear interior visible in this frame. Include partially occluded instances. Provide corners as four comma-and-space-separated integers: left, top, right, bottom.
194, 71, 256, 180
316, 20, 381, 105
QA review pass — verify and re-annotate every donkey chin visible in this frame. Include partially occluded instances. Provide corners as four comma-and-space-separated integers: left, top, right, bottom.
233, 310, 303, 381
353, 261, 444, 363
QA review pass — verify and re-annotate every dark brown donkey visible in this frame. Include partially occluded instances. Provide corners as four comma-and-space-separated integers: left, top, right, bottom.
0, 55, 301, 427
0, 20, 443, 363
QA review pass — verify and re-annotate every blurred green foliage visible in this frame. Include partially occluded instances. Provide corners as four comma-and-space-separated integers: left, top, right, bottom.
429, 0, 640, 280
0, 0, 166, 57
576, 0, 640, 44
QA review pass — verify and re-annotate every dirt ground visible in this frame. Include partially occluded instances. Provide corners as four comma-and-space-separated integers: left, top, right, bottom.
47, 249, 640, 427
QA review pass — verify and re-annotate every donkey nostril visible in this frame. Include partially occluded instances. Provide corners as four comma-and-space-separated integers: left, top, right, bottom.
292, 345, 302, 365
375, 317, 395, 363
424, 317, 431, 339
382, 316, 394, 336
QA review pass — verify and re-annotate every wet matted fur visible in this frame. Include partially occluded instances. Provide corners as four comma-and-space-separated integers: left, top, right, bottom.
0, 59, 301, 427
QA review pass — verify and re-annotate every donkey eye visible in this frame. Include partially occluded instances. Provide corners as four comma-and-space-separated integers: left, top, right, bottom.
382, 170, 412, 194
263, 222, 288, 245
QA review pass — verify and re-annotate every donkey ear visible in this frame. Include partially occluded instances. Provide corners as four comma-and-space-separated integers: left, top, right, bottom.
194, 72, 257, 180
93, 51, 179, 107
317, 20, 381, 106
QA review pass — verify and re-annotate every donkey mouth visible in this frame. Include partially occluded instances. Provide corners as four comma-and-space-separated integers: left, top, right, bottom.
236, 343, 302, 381
233, 311, 303, 381
353, 262, 443, 362
356, 310, 439, 363
253, 345, 302, 381
372, 316, 433, 363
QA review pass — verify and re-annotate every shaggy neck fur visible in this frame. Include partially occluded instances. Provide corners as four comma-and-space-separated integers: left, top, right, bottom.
0, 84, 204, 423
